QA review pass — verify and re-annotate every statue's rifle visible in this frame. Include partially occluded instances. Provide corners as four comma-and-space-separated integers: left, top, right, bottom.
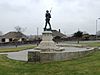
50, 8, 52, 13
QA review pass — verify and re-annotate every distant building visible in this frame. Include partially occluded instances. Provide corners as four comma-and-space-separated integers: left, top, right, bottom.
27, 30, 66, 42
51, 30, 67, 41
27, 35, 42, 41
96, 31, 100, 40
52, 30, 66, 38
0, 32, 27, 43
82, 31, 89, 40
89, 35, 96, 40
97, 31, 100, 37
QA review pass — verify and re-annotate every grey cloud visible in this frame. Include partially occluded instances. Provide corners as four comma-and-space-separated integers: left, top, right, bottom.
30, 0, 40, 3
0, 1, 28, 13
0, 0, 100, 35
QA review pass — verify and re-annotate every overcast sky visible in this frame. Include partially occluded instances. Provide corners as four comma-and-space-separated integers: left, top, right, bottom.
0, 0, 100, 35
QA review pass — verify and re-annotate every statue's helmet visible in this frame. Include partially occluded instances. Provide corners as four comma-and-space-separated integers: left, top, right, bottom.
46, 10, 49, 13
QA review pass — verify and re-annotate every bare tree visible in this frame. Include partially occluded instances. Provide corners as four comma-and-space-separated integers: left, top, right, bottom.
14, 26, 27, 47
14, 26, 26, 32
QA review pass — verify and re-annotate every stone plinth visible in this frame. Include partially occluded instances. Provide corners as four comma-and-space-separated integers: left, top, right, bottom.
35, 31, 64, 52
28, 48, 95, 62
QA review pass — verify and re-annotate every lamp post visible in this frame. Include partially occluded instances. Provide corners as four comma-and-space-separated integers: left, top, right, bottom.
96, 18, 100, 40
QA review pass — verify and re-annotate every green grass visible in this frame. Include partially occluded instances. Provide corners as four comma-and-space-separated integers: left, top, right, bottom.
0, 50, 100, 75
80, 42, 100, 47
0, 45, 36, 53
0, 42, 100, 75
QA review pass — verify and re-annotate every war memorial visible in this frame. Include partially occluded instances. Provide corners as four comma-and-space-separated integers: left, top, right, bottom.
4, 10, 96, 63
27, 10, 95, 63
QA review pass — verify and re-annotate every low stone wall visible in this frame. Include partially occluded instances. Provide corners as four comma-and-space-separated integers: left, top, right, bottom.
28, 48, 96, 63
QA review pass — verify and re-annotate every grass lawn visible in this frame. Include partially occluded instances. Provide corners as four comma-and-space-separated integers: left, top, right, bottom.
80, 42, 100, 47
0, 45, 36, 53
0, 49, 100, 75
0, 42, 100, 75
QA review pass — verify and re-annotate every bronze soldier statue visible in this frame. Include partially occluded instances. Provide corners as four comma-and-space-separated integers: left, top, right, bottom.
44, 10, 52, 31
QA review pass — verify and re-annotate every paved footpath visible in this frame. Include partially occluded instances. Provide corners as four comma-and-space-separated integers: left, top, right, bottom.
0, 47, 94, 61
0, 49, 34, 61
0, 43, 99, 61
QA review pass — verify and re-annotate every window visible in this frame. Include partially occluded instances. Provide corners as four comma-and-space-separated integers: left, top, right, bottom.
9, 38, 12, 42
2, 38, 5, 42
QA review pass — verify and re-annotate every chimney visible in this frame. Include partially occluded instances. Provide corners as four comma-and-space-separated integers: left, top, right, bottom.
59, 29, 61, 33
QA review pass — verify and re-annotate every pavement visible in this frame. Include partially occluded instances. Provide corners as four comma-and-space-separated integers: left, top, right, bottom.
0, 49, 34, 61
0, 41, 99, 61
0, 47, 94, 61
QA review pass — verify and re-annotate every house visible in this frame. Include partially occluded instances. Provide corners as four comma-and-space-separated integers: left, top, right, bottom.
51, 29, 67, 41
0, 32, 27, 43
27, 29, 66, 42
52, 30, 66, 38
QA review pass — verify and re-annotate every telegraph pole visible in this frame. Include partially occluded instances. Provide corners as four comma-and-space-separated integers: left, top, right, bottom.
37, 27, 39, 39
96, 18, 100, 40
96, 20, 97, 40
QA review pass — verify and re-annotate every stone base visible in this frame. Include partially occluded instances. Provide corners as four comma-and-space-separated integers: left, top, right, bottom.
35, 41, 64, 52
35, 31, 64, 52
28, 48, 95, 63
